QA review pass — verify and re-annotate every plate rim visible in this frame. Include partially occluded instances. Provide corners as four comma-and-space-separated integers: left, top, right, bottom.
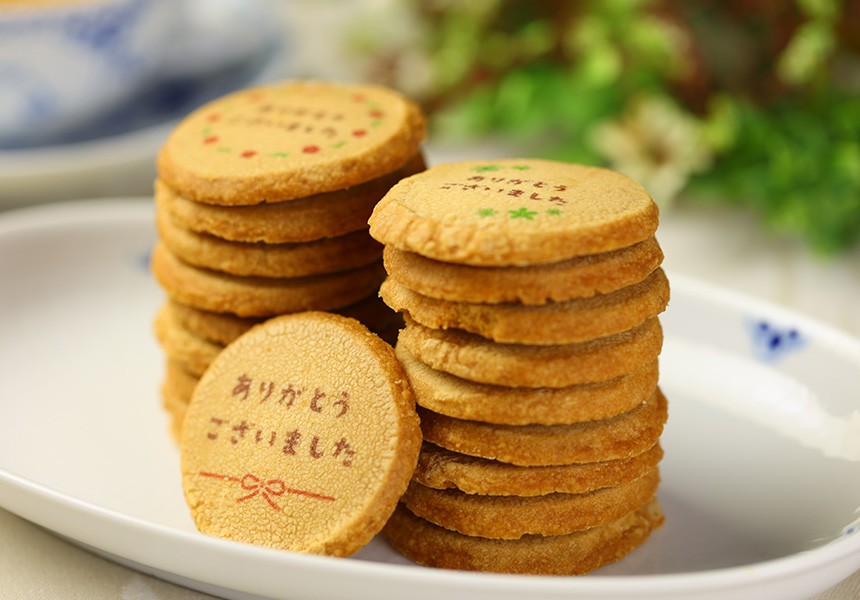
0, 198, 859, 599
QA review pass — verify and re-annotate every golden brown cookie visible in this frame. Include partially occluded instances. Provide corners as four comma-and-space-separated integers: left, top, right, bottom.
161, 360, 200, 441
158, 81, 426, 205
166, 300, 262, 346
419, 388, 668, 466
381, 268, 669, 345
402, 468, 659, 539
150, 242, 386, 317
382, 499, 664, 575
156, 209, 382, 278
181, 312, 421, 556
398, 316, 663, 388
154, 154, 425, 244
153, 303, 223, 377
382, 236, 663, 305
414, 442, 663, 496
397, 345, 658, 425
369, 159, 658, 266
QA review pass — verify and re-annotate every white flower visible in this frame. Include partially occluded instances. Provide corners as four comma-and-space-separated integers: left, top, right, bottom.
589, 96, 712, 208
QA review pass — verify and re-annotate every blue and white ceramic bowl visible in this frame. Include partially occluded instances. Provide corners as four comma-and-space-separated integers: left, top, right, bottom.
0, 0, 177, 147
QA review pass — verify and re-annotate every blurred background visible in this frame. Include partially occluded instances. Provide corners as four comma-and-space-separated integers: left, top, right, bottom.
0, 0, 856, 330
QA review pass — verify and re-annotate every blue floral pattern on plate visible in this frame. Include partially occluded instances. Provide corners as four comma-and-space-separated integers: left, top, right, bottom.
747, 318, 807, 362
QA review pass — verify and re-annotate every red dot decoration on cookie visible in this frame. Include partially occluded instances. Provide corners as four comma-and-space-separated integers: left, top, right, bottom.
197, 87, 390, 159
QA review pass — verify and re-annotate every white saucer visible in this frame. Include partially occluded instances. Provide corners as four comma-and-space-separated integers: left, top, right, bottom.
0, 0, 287, 208
0, 199, 859, 600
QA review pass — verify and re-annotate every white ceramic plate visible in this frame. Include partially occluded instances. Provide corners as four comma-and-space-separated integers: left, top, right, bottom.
0, 199, 859, 600
0, 0, 286, 207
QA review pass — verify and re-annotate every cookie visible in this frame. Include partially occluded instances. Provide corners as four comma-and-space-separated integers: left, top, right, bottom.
180, 312, 421, 556
166, 300, 263, 346
414, 442, 663, 496
401, 468, 659, 539
157, 81, 426, 205
382, 499, 664, 575
382, 236, 663, 305
156, 209, 382, 278
153, 302, 223, 377
419, 388, 667, 466
154, 154, 426, 244
161, 360, 200, 441
397, 345, 658, 425
397, 316, 663, 388
381, 268, 669, 345
369, 159, 658, 266
150, 242, 385, 317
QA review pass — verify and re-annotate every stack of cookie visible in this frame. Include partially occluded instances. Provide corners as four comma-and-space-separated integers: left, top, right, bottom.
151, 80, 426, 438
369, 159, 669, 575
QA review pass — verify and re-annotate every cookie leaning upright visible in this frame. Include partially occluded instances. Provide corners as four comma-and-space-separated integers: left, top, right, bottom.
180, 312, 422, 557
370, 158, 669, 575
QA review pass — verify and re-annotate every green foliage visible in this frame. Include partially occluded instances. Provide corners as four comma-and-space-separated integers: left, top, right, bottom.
690, 94, 860, 253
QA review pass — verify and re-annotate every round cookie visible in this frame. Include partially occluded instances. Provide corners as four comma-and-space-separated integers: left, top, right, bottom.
397, 316, 663, 388
382, 237, 663, 305
402, 468, 659, 539
153, 303, 223, 377
158, 81, 426, 204
414, 442, 664, 496
397, 345, 658, 425
166, 300, 263, 346
154, 154, 425, 244
150, 242, 386, 317
180, 312, 421, 556
381, 268, 669, 345
419, 388, 668, 466
368, 159, 659, 266
382, 499, 665, 575
157, 209, 382, 278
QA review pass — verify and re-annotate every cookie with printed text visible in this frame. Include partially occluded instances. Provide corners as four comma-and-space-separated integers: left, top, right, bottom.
382, 237, 663, 305
369, 159, 658, 266
380, 268, 669, 345
181, 312, 421, 556
155, 154, 425, 244
158, 81, 426, 205
382, 499, 664, 575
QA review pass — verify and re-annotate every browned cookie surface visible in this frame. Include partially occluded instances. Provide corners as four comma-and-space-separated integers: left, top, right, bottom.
398, 316, 663, 388
369, 159, 658, 266
382, 237, 663, 305
381, 268, 669, 345
158, 81, 426, 204
382, 499, 664, 575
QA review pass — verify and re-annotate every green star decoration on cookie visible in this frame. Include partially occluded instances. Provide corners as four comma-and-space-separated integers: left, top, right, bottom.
477, 208, 498, 217
472, 165, 502, 172
508, 207, 537, 220
546, 208, 563, 216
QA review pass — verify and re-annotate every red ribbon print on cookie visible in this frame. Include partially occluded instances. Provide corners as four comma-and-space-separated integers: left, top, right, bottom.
200, 471, 336, 511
